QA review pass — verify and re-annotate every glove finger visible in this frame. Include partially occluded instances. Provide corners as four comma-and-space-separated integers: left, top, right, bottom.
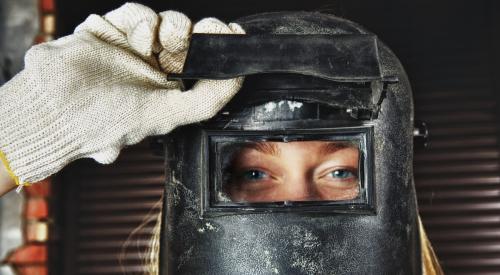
165, 20, 245, 123
180, 77, 244, 122
186, 20, 245, 120
158, 11, 192, 53
159, 49, 186, 74
104, 3, 159, 58
88, 147, 121, 165
160, 17, 245, 74
143, 77, 243, 135
159, 19, 244, 73
193, 17, 233, 34
228, 22, 246, 34
158, 11, 192, 73
74, 14, 131, 50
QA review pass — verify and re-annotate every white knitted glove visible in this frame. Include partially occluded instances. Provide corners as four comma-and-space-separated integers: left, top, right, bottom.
0, 3, 245, 186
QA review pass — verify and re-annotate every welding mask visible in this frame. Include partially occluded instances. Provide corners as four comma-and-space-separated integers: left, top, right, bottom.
160, 11, 421, 275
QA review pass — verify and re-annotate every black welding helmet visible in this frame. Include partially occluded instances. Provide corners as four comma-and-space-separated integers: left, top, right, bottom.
160, 11, 420, 275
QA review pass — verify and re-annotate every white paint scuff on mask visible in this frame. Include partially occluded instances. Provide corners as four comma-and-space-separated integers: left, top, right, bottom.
264, 100, 303, 112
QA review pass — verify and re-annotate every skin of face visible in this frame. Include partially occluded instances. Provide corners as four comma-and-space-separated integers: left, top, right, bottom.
225, 141, 360, 202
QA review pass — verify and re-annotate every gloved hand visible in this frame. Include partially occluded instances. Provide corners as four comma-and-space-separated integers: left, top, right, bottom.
0, 3, 245, 187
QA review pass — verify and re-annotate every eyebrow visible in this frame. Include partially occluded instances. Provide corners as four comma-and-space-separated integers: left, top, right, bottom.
320, 141, 358, 155
243, 142, 280, 156
241, 141, 358, 157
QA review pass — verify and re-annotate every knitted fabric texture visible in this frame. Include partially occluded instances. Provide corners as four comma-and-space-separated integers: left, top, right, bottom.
0, 3, 244, 184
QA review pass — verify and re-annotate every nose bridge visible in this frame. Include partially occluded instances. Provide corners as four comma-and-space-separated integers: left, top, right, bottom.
283, 172, 319, 201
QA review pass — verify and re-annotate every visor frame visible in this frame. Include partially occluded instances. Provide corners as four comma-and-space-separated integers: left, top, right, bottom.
202, 125, 375, 217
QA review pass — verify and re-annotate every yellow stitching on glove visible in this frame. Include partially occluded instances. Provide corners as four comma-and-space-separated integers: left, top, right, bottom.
0, 150, 31, 187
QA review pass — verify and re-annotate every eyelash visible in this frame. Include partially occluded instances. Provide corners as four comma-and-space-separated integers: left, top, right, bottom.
241, 169, 269, 181
326, 168, 357, 180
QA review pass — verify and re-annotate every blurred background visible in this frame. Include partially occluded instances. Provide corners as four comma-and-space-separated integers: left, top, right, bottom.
1, 0, 500, 274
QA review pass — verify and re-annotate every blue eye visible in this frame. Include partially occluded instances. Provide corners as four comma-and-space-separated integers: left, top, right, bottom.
330, 169, 355, 179
242, 170, 268, 181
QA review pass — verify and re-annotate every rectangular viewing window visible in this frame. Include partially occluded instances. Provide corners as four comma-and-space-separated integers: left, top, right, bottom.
203, 127, 374, 215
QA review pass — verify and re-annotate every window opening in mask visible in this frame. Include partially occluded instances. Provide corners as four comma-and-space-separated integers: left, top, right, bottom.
221, 140, 360, 203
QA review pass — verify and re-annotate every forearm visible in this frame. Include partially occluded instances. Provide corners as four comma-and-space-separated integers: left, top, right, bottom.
0, 157, 16, 196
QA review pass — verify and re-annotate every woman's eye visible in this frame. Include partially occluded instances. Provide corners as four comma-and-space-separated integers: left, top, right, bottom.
329, 169, 355, 179
242, 170, 269, 181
